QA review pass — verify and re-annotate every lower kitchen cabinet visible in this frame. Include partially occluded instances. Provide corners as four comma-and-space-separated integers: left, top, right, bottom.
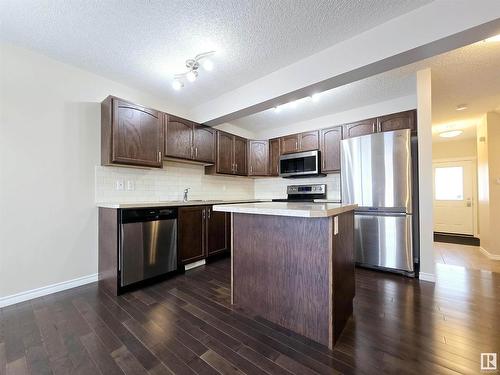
178, 205, 230, 264
206, 207, 230, 256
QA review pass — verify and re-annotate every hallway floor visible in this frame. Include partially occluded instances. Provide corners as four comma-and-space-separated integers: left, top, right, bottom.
434, 241, 500, 273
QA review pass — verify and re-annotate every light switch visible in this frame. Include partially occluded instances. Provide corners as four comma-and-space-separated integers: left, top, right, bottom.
334, 216, 339, 235
115, 180, 124, 191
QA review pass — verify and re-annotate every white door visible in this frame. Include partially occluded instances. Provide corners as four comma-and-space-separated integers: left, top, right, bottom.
433, 160, 474, 235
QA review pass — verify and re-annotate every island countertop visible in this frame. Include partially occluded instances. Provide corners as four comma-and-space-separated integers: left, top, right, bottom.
213, 202, 357, 218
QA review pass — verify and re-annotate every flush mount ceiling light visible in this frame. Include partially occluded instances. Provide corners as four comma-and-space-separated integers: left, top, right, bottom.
172, 51, 215, 90
439, 130, 463, 138
456, 104, 468, 111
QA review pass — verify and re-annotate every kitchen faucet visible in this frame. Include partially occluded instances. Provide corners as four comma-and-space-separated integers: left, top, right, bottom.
183, 188, 190, 202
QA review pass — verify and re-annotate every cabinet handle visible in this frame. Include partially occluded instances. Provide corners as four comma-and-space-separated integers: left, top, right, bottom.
207, 208, 211, 219
250, 165, 253, 174
235, 163, 238, 172
195, 147, 198, 158
158, 151, 161, 161
295, 140, 298, 151
202, 209, 206, 220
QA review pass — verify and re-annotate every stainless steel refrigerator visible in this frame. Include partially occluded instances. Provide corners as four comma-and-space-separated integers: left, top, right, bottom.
341, 129, 418, 276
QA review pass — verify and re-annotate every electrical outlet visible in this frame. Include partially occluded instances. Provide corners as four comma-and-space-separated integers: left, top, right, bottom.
115, 180, 124, 191
126, 180, 135, 191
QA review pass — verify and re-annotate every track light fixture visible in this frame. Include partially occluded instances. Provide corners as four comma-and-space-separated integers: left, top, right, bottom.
172, 51, 215, 90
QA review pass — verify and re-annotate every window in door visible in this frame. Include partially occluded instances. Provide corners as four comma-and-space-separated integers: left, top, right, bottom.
434, 166, 464, 200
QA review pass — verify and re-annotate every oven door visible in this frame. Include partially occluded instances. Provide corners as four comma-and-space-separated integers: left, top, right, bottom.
279, 150, 319, 177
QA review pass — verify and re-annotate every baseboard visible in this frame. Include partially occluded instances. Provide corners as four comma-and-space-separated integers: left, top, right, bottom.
479, 247, 500, 260
184, 259, 206, 271
0, 273, 98, 308
419, 272, 436, 282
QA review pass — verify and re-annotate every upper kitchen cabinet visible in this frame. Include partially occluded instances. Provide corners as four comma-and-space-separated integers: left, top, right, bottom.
280, 131, 319, 154
166, 115, 215, 163
101, 96, 164, 168
233, 135, 248, 175
342, 118, 377, 139
193, 125, 216, 163
320, 126, 342, 173
209, 131, 248, 176
280, 134, 299, 154
377, 110, 416, 133
269, 138, 281, 177
248, 140, 269, 176
299, 130, 319, 151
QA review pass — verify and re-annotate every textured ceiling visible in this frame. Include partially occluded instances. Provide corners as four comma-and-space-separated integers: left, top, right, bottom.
0, 0, 431, 109
232, 38, 500, 140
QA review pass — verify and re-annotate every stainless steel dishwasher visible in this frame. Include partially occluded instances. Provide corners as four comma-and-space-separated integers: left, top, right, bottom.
120, 208, 177, 287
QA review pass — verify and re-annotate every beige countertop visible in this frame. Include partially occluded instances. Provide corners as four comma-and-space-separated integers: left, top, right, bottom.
213, 202, 357, 218
96, 199, 270, 209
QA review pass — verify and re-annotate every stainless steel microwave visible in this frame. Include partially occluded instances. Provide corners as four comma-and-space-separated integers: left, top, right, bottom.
279, 150, 323, 178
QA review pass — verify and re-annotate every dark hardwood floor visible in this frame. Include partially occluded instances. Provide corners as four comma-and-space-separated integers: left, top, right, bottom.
1, 259, 499, 375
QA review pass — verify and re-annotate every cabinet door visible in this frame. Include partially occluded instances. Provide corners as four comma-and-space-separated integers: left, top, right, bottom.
320, 126, 342, 173
234, 136, 248, 175
112, 99, 163, 168
377, 110, 416, 133
178, 206, 206, 264
299, 130, 319, 151
342, 118, 377, 139
248, 140, 269, 176
280, 134, 299, 154
216, 131, 234, 174
269, 138, 281, 177
206, 207, 230, 256
166, 115, 193, 160
193, 125, 215, 163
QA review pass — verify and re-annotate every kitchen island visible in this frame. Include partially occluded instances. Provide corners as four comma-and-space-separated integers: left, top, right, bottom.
213, 202, 357, 349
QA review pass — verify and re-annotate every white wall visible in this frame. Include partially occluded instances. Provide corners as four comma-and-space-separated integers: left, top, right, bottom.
416, 69, 435, 281
432, 139, 477, 160
0, 42, 191, 298
255, 95, 417, 140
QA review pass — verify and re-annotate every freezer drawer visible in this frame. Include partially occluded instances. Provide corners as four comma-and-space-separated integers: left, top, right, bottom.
355, 212, 413, 273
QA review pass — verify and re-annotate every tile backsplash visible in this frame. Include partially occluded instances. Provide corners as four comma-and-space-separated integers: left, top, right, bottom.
95, 162, 341, 203
95, 161, 255, 202
254, 174, 341, 200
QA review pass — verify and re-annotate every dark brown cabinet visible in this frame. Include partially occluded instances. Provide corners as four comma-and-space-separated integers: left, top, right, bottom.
320, 126, 342, 173
377, 110, 416, 133
248, 140, 269, 176
299, 130, 319, 151
101, 96, 164, 168
213, 131, 248, 176
269, 138, 281, 176
280, 131, 319, 154
281, 134, 300, 154
206, 207, 230, 256
342, 118, 377, 139
166, 115, 215, 163
178, 205, 230, 264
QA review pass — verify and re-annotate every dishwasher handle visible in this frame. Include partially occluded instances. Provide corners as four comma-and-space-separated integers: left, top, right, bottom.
121, 208, 177, 223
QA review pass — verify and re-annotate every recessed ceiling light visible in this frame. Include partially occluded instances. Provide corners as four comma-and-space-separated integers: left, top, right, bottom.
456, 104, 467, 111
311, 93, 321, 102
439, 130, 463, 138
485, 34, 500, 42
